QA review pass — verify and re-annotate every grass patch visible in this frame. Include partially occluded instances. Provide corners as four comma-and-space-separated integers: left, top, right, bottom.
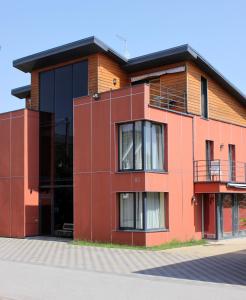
72, 238, 206, 251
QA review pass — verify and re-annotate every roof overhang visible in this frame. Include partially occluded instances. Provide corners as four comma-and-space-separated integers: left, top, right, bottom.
13, 36, 127, 73
12, 38, 246, 106
125, 45, 246, 106
11, 85, 31, 99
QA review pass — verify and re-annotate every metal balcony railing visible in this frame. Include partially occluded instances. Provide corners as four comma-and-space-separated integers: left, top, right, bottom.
149, 79, 187, 113
194, 160, 246, 183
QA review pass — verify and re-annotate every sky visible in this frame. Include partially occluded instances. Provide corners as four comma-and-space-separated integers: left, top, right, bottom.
0, 0, 245, 113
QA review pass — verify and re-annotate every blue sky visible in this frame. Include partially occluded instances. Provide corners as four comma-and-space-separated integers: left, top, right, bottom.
0, 0, 245, 113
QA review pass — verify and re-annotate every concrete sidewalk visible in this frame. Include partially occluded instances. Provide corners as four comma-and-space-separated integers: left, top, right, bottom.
0, 237, 245, 286
0, 237, 245, 299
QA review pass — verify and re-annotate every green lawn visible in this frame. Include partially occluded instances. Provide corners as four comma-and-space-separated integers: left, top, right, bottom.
72, 239, 206, 251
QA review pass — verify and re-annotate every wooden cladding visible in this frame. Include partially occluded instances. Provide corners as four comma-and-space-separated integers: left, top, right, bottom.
29, 53, 245, 127
30, 53, 127, 110
130, 63, 187, 91
187, 62, 246, 126
30, 55, 98, 111
97, 54, 128, 93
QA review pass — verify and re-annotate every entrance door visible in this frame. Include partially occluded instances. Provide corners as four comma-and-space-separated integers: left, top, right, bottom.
203, 194, 216, 239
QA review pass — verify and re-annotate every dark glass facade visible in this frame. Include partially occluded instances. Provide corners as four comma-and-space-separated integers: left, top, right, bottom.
39, 60, 88, 235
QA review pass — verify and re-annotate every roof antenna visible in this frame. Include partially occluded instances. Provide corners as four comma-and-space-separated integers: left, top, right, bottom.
116, 34, 130, 59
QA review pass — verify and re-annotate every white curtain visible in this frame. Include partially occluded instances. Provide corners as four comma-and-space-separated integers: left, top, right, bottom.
120, 193, 134, 228
136, 193, 143, 229
151, 124, 164, 170
145, 122, 152, 169
146, 193, 165, 229
135, 122, 142, 170
145, 122, 164, 170
120, 124, 133, 170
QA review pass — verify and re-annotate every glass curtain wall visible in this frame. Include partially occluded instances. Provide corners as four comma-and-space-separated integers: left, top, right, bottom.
39, 60, 88, 235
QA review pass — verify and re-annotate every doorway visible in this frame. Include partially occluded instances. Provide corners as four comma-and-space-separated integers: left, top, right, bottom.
217, 193, 246, 239
39, 186, 73, 237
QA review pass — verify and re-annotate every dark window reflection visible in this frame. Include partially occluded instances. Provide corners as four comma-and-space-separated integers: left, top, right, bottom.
39, 60, 88, 234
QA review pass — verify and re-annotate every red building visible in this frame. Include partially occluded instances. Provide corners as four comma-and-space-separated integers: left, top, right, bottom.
0, 37, 245, 246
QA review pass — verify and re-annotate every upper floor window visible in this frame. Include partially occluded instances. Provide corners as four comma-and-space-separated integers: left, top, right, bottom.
119, 121, 165, 171
201, 77, 208, 118
228, 144, 236, 181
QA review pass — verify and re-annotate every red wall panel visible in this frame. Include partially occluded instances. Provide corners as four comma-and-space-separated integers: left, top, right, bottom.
0, 110, 39, 238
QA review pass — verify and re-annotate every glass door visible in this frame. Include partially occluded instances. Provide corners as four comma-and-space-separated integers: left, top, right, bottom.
222, 194, 233, 238
238, 194, 246, 237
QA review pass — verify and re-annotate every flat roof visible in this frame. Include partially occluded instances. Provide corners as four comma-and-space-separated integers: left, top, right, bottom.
13, 36, 246, 106
11, 85, 31, 99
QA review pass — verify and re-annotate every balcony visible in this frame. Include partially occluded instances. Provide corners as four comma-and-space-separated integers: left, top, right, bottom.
149, 79, 187, 113
194, 160, 246, 184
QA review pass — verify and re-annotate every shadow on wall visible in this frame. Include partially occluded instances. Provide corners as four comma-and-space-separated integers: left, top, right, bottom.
135, 249, 246, 286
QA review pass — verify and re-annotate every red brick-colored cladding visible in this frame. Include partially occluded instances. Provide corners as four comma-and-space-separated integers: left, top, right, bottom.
194, 116, 246, 194
0, 109, 39, 238
74, 84, 202, 246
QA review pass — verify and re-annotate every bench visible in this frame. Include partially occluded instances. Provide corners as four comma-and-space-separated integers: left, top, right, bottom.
55, 223, 74, 238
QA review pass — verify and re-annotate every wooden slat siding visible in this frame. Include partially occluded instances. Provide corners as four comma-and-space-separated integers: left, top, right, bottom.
98, 53, 128, 92
30, 54, 99, 111
187, 62, 246, 126
159, 69, 186, 91
129, 62, 187, 80
130, 62, 187, 91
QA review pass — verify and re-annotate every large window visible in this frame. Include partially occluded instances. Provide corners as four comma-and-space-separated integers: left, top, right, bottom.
119, 192, 167, 230
119, 121, 165, 171
39, 60, 88, 186
39, 60, 88, 235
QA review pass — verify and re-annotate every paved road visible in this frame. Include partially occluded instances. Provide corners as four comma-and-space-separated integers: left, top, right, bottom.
0, 237, 245, 299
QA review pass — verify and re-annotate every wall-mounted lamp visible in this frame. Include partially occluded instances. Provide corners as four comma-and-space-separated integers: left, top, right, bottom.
192, 195, 198, 205
92, 93, 100, 101
220, 143, 224, 150
113, 78, 117, 86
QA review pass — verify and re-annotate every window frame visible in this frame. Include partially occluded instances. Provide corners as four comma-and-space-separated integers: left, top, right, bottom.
201, 76, 209, 119
118, 192, 167, 232
118, 121, 165, 172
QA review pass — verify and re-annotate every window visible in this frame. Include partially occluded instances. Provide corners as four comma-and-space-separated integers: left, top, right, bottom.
119, 123, 134, 170
206, 140, 214, 180
39, 60, 88, 233
228, 144, 236, 181
119, 192, 167, 230
39, 60, 88, 185
119, 121, 165, 171
201, 77, 208, 118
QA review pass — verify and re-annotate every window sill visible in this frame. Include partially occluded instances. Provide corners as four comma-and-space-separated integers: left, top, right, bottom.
116, 170, 168, 175
115, 228, 169, 233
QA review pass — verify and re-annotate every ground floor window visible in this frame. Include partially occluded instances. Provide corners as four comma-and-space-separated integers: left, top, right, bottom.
119, 192, 167, 231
